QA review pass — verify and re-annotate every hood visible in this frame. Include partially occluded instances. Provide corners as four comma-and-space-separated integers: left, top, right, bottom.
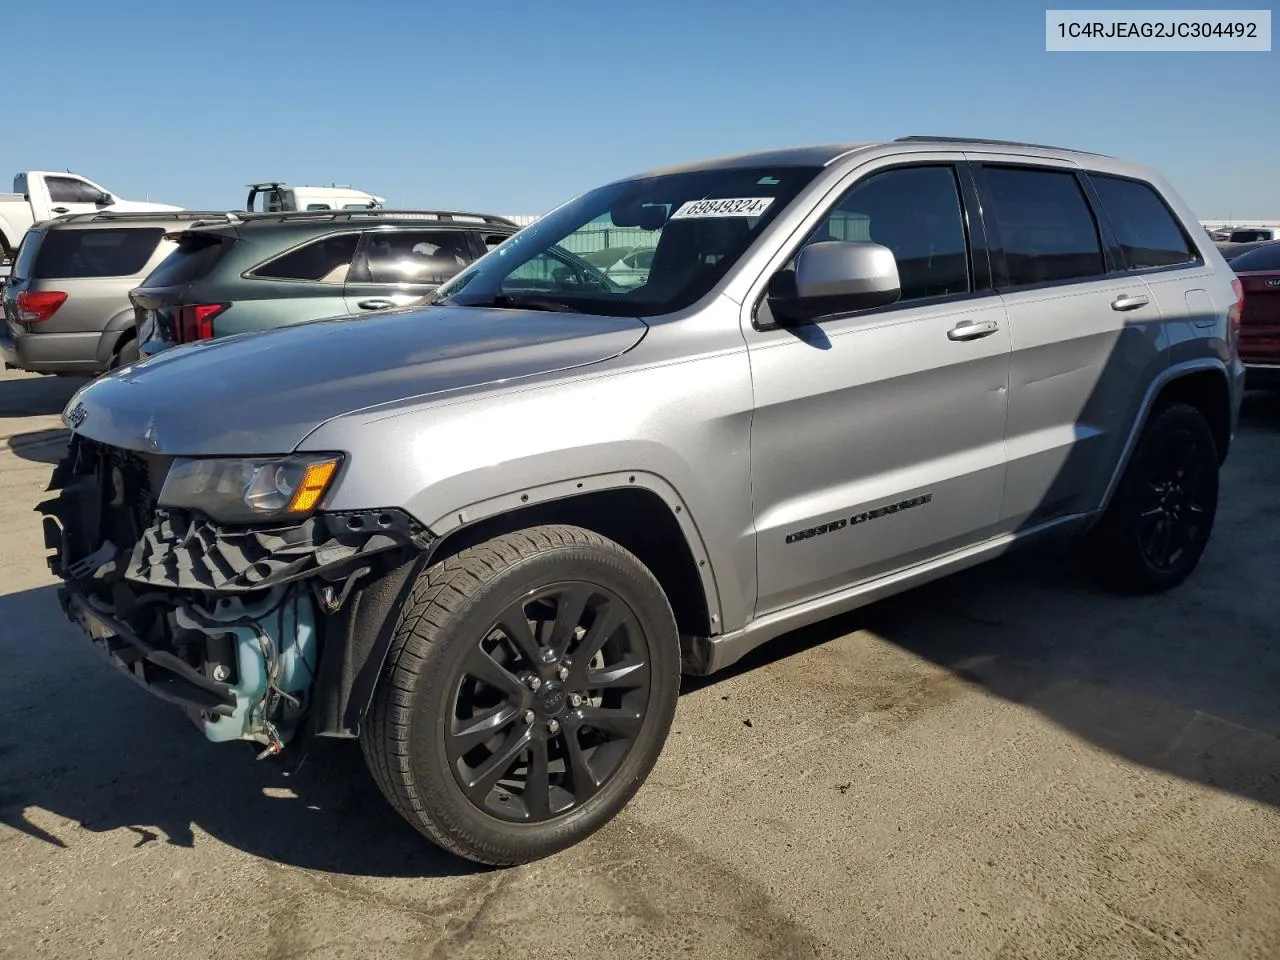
64, 306, 647, 455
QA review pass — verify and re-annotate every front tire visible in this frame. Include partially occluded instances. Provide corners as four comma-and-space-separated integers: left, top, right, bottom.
361, 524, 680, 866
1083, 402, 1219, 593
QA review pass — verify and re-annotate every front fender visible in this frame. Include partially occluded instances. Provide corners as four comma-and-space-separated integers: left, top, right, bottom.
299, 350, 757, 634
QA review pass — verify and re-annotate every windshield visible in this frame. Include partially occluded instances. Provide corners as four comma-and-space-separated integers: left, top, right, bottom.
434, 165, 821, 317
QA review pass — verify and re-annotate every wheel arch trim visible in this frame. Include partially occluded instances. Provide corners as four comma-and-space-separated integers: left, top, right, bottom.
94, 307, 141, 367
420, 469, 725, 636
1096, 357, 1232, 517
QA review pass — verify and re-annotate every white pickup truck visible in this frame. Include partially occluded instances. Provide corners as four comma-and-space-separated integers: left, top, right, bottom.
0, 171, 181, 264
246, 181, 386, 213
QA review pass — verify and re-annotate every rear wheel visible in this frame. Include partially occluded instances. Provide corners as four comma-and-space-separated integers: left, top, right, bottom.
1082, 402, 1219, 593
361, 524, 680, 865
108, 336, 139, 371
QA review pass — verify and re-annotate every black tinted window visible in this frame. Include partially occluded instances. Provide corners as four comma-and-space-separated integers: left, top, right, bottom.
46, 177, 102, 204
144, 234, 233, 287
252, 233, 360, 282
805, 165, 970, 302
1090, 175, 1196, 269
984, 167, 1104, 286
355, 230, 473, 285
1229, 242, 1280, 272
1229, 230, 1271, 243
32, 228, 163, 278
12, 231, 44, 279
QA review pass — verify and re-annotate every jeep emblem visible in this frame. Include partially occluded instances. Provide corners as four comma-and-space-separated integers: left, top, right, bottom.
537, 686, 567, 715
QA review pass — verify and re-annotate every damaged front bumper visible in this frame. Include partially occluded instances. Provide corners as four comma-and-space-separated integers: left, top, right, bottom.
39, 435, 433, 753
61, 589, 239, 717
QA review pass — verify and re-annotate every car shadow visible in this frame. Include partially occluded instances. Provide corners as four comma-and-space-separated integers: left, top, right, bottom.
0, 374, 86, 418
1240, 387, 1280, 428
687, 397, 1280, 812
4, 393, 1276, 878
4, 428, 69, 464
0, 586, 480, 878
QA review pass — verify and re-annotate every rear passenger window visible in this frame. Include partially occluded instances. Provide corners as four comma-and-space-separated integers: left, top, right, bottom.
32, 228, 164, 279
983, 167, 1104, 287
1090, 175, 1197, 270
354, 230, 474, 285
252, 233, 360, 283
804, 165, 971, 302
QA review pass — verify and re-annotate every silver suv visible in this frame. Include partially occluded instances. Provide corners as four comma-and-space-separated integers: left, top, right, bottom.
1, 211, 233, 375
41, 137, 1245, 866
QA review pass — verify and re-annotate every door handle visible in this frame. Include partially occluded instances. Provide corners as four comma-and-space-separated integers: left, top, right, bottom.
51, 206, 69, 214
1111, 294, 1149, 312
357, 298, 395, 310
947, 319, 1000, 341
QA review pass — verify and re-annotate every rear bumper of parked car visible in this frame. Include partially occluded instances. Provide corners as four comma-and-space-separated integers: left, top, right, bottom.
0, 326, 103, 374
1244, 362, 1280, 389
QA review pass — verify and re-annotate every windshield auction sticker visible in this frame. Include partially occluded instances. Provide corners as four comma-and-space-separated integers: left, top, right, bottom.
671, 197, 776, 219
1046, 9, 1271, 50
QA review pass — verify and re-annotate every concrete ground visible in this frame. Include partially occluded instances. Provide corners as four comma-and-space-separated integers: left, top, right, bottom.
1, 365, 1278, 960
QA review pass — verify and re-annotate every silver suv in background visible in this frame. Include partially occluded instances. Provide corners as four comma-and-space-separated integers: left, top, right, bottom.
1, 211, 230, 375
44, 137, 1244, 867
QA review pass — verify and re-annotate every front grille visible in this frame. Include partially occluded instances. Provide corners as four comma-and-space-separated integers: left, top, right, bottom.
58, 437, 172, 567
103, 446, 157, 551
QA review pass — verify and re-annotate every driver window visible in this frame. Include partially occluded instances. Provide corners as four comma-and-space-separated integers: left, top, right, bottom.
803, 165, 971, 302
47, 176, 97, 204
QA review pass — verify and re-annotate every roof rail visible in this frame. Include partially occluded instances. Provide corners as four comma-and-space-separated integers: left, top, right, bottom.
46, 210, 242, 225
231, 209, 519, 228
894, 135, 1110, 156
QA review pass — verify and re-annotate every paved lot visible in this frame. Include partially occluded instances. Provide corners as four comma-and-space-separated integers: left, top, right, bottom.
1, 365, 1278, 960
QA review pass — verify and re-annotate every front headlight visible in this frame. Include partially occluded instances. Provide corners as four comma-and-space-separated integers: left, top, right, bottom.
158, 454, 343, 524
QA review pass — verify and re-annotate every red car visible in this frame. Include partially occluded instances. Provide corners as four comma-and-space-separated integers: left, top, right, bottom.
1230, 241, 1280, 388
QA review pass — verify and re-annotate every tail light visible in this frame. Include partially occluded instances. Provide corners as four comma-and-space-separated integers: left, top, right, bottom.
173, 303, 227, 344
1228, 278, 1245, 354
16, 290, 67, 324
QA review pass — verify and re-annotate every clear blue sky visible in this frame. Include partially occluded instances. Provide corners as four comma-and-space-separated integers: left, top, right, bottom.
4, 0, 1277, 218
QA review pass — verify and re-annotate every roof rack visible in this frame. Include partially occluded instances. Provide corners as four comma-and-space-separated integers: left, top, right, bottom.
49, 210, 239, 225
894, 135, 1109, 156
230, 209, 519, 228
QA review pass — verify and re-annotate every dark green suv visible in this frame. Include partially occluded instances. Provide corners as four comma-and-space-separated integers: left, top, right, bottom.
132, 210, 521, 356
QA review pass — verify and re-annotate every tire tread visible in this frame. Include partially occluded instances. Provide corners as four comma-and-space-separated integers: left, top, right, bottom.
361, 523, 672, 865
1084, 401, 1219, 594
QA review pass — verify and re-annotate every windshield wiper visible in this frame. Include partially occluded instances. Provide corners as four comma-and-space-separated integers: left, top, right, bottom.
458, 294, 582, 314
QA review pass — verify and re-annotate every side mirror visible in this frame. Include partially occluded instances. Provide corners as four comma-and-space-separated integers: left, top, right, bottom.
767, 241, 901, 325
94, 191, 113, 205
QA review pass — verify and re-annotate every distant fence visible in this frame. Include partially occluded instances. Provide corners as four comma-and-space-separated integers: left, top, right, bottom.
1201, 219, 1280, 229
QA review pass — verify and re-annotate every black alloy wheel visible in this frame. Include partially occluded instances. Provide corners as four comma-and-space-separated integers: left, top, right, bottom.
446, 581, 652, 822
1083, 402, 1219, 593
1135, 425, 1214, 572
361, 524, 680, 866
